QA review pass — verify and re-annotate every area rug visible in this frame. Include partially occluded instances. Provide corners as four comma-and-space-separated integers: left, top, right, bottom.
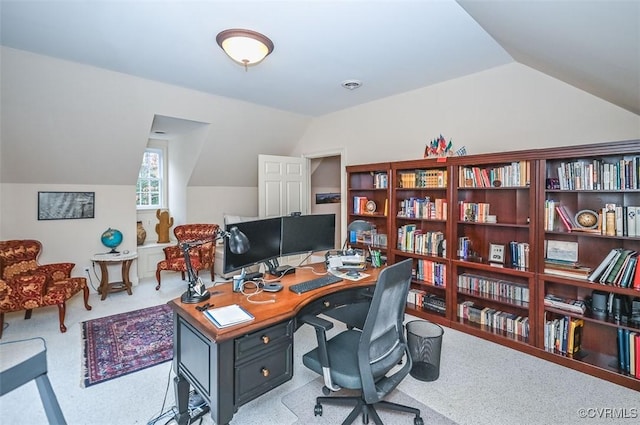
282, 377, 457, 425
82, 304, 173, 387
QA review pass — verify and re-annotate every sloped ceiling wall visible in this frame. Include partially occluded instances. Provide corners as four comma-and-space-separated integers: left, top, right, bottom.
0, 47, 311, 187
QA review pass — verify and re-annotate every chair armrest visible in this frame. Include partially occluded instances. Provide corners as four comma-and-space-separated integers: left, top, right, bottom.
36, 263, 74, 280
163, 245, 182, 259
1, 274, 48, 302
299, 314, 340, 391
299, 314, 334, 331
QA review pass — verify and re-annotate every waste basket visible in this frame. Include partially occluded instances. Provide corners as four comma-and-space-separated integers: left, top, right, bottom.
405, 320, 444, 381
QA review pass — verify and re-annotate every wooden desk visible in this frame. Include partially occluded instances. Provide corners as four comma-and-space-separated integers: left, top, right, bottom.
168, 264, 381, 425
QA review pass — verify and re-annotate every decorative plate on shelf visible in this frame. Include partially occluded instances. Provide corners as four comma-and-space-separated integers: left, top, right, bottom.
574, 209, 598, 229
365, 200, 377, 213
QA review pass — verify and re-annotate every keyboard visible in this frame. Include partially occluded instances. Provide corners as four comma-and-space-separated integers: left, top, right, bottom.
289, 274, 343, 294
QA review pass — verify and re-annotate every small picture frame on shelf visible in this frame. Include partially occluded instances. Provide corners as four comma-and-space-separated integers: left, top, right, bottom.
489, 243, 505, 264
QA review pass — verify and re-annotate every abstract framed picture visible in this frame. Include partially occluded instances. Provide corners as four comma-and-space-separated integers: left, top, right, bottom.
38, 191, 95, 220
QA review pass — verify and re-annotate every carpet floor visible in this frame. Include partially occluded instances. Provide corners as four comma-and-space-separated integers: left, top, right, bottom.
81, 303, 173, 387
281, 377, 457, 425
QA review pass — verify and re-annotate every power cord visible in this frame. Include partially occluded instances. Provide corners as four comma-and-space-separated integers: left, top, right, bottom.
240, 280, 277, 304
146, 364, 176, 425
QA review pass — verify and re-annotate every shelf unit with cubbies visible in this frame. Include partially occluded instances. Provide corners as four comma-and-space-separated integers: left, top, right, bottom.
450, 153, 539, 350
346, 163, 391, 259
389, 159, 453, 325
536, 140, 640, 390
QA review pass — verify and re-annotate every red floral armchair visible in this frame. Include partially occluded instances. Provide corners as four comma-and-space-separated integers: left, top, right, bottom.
155, 224, 219, 290
0, 240, 92, 338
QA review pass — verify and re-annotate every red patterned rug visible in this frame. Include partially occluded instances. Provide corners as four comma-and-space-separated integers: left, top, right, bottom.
82, 304, 173, 387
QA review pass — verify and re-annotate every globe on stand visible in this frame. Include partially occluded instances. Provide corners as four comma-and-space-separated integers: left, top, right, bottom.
101, 228, 123, 253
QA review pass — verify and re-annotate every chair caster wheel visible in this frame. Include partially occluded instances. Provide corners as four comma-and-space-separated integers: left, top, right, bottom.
314, 404, 323, 416
414, 416, 424, 425
322, 386, 331, 395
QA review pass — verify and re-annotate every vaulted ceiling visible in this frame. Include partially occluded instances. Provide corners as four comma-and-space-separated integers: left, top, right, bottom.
2, 0, 638, 122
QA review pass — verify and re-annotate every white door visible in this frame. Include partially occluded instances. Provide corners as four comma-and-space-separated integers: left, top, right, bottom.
258, 154, 308, 218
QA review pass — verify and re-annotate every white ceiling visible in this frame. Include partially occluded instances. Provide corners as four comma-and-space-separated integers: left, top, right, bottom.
2, 0, 637, 127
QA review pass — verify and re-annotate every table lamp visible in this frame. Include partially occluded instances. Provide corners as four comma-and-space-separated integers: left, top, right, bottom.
181, 226, 249, 303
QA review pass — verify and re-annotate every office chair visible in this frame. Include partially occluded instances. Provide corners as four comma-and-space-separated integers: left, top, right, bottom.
301, 259, 423, 425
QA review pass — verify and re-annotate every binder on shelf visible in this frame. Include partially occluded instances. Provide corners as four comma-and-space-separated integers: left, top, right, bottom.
204, 304, 254, 328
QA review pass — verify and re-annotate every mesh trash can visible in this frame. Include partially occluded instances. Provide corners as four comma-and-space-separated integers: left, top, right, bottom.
406, 320, 444, 381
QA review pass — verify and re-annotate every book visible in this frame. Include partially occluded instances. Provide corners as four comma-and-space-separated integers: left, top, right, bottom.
544, 294, 586, 314
604, 249, 635, 285
598, 249, 623, 284
619, 255, 638, 288
587, 249, 619, 282
567, 318, 584, 355
204, 304, 254, 328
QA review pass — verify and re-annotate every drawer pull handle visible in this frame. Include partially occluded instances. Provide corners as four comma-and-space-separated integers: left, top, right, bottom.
261, 335, 270, 344
261, 367, 270, 377
323, 301, 331, 308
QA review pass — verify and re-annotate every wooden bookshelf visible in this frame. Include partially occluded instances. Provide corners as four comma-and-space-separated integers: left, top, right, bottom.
347, 140, 640, 391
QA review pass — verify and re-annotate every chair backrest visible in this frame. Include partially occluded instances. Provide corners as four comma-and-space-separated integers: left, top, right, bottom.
0, 240, 42, 279
173, 224, 219, 243
357, 258, 413, 404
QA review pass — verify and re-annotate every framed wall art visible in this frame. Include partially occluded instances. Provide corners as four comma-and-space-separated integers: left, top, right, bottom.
38, 191, 95, 220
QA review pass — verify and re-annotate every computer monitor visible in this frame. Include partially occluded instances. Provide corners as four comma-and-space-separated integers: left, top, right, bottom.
223, 217, 282, 274
281, 213, 336, 256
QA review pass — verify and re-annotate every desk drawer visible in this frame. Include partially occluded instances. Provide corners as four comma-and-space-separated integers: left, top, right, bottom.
235, 320, 293, 361
234, 340, 293, 405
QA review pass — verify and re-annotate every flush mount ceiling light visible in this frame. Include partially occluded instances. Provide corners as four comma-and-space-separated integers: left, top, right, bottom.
216, 29, 274, 71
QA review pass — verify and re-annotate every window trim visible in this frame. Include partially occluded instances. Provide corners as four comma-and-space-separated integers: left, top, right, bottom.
137, 142, 168, 210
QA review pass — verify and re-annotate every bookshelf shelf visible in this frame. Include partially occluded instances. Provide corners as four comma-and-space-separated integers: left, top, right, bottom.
347, 139, 640, 391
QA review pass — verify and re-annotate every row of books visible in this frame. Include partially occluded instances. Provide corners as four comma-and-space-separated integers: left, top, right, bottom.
553, 157, 640, 191
457, 301, 530, 339
543, 315, 584, 355
458, 161, 530, 188
546, 200, 640, 237
544, 260, 592, 280
348, 227, 388, 248
507, 241, 530, 269
543, 294, 587, 315
458, 201, 492, 223
406, 290, 446, 314
587, 248, 640, 289
617, 328, 640, 379
397, 197, 447, 220
372, 172, 388, 189
414, 259, 446, 287
457, 273, 530, 303
397, 169, 447, 188
397, 224, 444, 256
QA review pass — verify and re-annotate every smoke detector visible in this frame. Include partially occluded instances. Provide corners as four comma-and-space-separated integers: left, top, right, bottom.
341, 80, 362, 90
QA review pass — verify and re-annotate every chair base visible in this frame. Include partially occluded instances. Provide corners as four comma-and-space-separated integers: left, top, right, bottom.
315, 395, 423, 425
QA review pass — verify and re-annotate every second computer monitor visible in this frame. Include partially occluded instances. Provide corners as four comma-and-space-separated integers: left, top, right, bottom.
223, 217, 282, 274
281, 213, 336, 256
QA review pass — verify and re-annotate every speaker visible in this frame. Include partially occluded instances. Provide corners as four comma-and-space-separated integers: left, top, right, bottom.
591, 290, 608, 317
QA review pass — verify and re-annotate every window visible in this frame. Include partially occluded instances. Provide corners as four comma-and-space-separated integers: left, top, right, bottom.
137, 148, 164, 209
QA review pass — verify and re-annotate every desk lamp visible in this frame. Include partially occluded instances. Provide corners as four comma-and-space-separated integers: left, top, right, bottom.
181, 226, 249, 303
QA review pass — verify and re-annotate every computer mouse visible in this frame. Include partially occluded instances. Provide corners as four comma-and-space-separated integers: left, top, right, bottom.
263, 283, 283, 292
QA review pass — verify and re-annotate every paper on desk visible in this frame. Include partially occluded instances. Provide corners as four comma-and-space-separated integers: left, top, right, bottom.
204, 304, 254, 328
329, 270, 370, 281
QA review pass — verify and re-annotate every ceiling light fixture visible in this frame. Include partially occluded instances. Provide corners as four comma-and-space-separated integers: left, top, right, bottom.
341, 80, 362, 90
216, 29, 274, 71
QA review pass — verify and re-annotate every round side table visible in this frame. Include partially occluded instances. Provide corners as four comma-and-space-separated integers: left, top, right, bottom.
91, 252, 138, 300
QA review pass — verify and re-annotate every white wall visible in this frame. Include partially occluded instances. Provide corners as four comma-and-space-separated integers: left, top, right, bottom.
292, 63, 640, 163
1, 183, 138, 282
187, 186, 259, 226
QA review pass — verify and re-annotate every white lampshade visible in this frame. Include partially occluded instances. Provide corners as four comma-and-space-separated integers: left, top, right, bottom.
216, 29, 274, 69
